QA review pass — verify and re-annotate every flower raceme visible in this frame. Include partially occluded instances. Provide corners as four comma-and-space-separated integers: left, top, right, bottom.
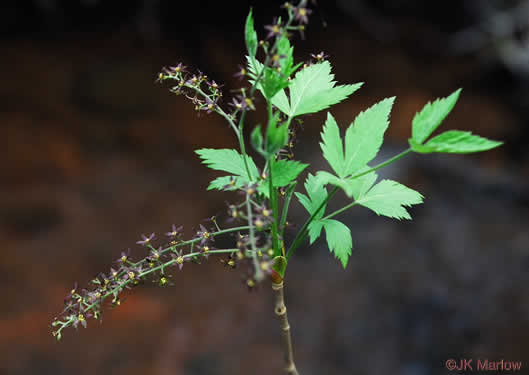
52, 218, 275, 340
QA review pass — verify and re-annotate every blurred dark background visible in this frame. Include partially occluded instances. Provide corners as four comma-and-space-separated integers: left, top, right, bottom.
1, 1, 528, 374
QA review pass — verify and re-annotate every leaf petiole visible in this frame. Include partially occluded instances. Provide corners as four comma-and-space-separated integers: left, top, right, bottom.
286, 148, 412, 260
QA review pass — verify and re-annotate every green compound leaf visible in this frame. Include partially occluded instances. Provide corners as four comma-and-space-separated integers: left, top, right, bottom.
246, 36, 298, 100
257, 180, 270, 198
355, 179, 423, 220
262, 66, 288, 99
412, 88, 461, 144
248, 60, 361, 117
195, 148, 259, 190
266, 112, 289, 155
257, 160, 307, 199
347, 168, 379, 200
321, 219, 353, 268
270, 159, 308, 187
246, 55, 261, 79
245, 9, 258, 60
285, 61, 362, 117
270, 88, 291, 115
409, 130, 503, 154
343, 97, 395, 176
246, 56, 293, 112
250, 125, 264, 153
208, 176, 246, 191
295, 174, 327, 243
320, 113, 346, 177
318, 97, 394, 197
316, 171, 351, 196
307, 221, 324, 245
317, 168, 378, 199
276, 35, 299, 79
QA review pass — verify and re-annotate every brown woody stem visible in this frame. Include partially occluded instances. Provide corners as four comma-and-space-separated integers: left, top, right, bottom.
272, 281, 299, 375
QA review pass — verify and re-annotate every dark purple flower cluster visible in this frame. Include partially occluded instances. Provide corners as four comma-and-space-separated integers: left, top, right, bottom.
271, 1, 314, 40
229, 230, 276, 291
223, 186, 277, 288
51, 224, 196, 339
157, 64, 223, 115
51, 210, 276, 339
232, 0, 314, 114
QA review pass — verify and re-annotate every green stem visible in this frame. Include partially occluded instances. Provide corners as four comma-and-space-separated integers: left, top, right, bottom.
130, 225, 252, 267
192, 86, 240, 138
280, 181, 297, 239
320, 149, 412, 221
347, 148, 412, 180
321, 202, 358, 221
239, 126, 254, 181
264, 100, 282, 257
246, 191, 263, 281
269, 157, 281, 257
285, 186, 338, 261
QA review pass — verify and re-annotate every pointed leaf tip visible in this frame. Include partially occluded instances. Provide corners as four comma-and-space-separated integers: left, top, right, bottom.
412, 88, 462, 144
322, 219, 352, 268
410, 130, 502, 154
245, 8, 258, 59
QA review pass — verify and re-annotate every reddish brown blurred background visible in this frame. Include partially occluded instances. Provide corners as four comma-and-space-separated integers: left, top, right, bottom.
2, 1, 529, 374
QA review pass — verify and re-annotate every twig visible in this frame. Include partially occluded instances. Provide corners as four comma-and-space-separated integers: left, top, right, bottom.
272, 281, 299, 375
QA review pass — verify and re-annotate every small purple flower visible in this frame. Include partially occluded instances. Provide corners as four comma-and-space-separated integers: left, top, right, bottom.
136, 233, 155, 246
64, 282, 78, 304
207, 80, 223, 92
155, 71, 165, 83
220, 253, 237, 269
234, 65, 247, 80
242, 183, 258, 196
171, 249, 188, 270
73, 311, 92, 329
222, 177, 238, 191
123, 265, 143, 283
200, 244, 215, 260
226, 203, 241, 222
165, 224, 183, 238
229, 96, 246, 111
149, 247, 162, 262
293, 5, 312, 25
98, 272, 111, 288
201, 97, 219, 114
186, 75, 200, 87
310, 51, 329, 63
252, 204, 274, 230
235, 233, 249, 252
195, 224, 214, 246
116, 249, 131, 264
109, 267, 119, 280
87, 289, 103, 303
168, 63, 187, 74
270, 53, 287, 68
229, 94, 255, 112
264, 18, 283, 39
